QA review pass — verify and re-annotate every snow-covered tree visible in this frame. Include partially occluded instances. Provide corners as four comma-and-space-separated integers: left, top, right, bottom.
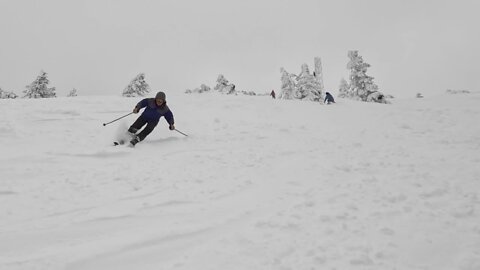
23, 71, 56, 98
346, 51, 381, 102
122, 73, 150, 97
0, 88, 18, 99
279, 67, 297, 100
214, 74, 236, 94
313, 57, 325, 94
279, 57, 325, 102
338, 78, 350, 98
295, 64, 323, 101
67, 88, 78, 97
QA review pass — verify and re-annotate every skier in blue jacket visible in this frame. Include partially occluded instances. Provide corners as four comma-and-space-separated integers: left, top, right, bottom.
127, 91, 175, 146
324, 92, 335, 104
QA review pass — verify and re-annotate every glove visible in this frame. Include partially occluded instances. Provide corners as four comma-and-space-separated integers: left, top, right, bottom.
169, 124, 175, 130
133, 107, 139, 113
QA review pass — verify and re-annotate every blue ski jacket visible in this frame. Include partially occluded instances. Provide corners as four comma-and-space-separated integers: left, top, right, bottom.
136, 98, 174, 124
324, 92, 335, 103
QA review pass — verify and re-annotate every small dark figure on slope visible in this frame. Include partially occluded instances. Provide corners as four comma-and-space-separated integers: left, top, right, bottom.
324, 92, 335, 104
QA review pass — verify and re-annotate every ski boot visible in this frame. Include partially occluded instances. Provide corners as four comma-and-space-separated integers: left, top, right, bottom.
129, 136, 140, 147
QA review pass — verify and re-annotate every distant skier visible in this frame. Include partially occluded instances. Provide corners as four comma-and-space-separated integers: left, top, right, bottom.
270, 90, 276, 99
126, 91, 175, 146
324, 92, 335, 104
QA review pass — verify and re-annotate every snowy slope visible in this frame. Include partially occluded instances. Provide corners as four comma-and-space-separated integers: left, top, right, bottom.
0, 92, 479, 270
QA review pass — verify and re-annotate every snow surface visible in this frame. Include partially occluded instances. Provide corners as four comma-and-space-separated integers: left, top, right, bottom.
1, 92, 480, 270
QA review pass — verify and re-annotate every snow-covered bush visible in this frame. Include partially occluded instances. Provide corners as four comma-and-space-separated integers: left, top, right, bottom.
67, 88, 78, 97
238, 90, 256, 96
0, 88, 18, 99
214, 74, 236, 94
23, 70, 56, 98
366, 91, 389, 104
122, 73, 150, 97
185, 84, 211, 94
187, 77, 255, 96
446, 89, 470, 94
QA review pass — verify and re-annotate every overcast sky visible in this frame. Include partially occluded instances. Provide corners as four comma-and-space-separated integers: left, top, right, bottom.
1, 0, 479, 98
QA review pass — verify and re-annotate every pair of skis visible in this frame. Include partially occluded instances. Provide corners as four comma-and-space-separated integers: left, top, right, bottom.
113, 129, 188, 147
113, 131, 138, 147
113, 140, 133, 146
103, 113, 187, 147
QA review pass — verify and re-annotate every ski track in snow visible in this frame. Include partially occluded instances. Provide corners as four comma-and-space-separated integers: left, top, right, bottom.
0, 93, 480, 270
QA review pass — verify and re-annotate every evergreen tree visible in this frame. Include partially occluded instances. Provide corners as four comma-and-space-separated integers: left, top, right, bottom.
67, 88, 78, 97
296, 64, 323, 101
338, 78, 350, 98
346, 51, 379, 101
279, 67, 297, 100
122, 73, 150, 97
23, 71, 56, 98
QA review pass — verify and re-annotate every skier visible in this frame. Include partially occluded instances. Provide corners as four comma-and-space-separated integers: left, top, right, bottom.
127, 91, 175, 146
324, 92, 335, 104
270, 90, 276, 99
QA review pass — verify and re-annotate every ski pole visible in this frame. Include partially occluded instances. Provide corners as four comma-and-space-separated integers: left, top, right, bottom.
174, 129, 188, 137
102, 112, 134, 126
